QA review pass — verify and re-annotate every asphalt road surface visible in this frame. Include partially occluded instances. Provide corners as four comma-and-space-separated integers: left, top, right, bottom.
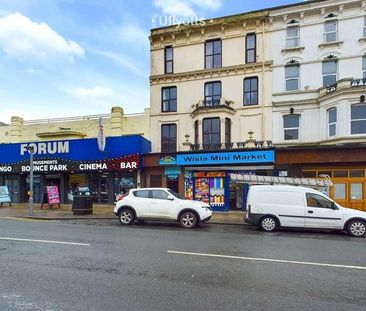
0, 218, 365, 311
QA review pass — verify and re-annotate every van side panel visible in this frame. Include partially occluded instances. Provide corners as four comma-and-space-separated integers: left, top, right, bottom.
250, 189, 306, 227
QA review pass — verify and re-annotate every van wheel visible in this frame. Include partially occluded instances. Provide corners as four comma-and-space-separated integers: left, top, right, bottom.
259, 216, 278, 232
180, 211, 197, 229
347, 219, 366, 237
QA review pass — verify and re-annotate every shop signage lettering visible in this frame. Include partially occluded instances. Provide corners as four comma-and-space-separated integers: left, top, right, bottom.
176, 150, 275, 166
0, 166, 12, 172
20, 141, 70, 156
120, 162, 137, 169
79, 163, 108, 170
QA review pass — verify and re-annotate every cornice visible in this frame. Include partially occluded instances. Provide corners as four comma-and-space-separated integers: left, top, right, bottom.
150, 61, 273, 85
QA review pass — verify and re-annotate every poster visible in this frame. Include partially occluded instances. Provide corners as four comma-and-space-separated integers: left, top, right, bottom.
46, 186, 60, 204
0, 186, 11, 203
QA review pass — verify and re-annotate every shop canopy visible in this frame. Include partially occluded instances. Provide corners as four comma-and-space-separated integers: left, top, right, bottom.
229, 174, 333, 187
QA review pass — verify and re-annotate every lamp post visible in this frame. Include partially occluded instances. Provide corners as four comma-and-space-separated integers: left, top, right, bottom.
26, 146, 35, 216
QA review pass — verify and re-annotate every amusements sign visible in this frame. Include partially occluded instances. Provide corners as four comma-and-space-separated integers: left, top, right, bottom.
0, 186, 11, 206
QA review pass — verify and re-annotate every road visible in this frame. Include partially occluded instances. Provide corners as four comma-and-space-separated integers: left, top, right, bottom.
0, 218, 365, 311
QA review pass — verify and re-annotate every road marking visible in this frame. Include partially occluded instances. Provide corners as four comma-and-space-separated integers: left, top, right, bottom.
0, 217, 53, 222
0, 237, 90, 246
167, 250, 366, 271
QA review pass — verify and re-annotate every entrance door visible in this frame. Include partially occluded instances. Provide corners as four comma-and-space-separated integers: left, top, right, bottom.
26, 175, 41, 203
91, 174, 109, 203
167, 178, 179, 193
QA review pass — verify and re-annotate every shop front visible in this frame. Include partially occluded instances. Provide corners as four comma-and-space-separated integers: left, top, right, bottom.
0, 135, 151, 204
157, 149, 275, 211
276, 146, 366, 212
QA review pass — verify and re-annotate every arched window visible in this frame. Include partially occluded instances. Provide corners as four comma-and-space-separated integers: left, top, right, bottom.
285, 64, 300, 91
327, 107, 337, 137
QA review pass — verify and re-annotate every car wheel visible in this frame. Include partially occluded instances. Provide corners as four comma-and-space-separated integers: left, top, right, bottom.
259, 216, 278, 232
180, 211, 197, 229
347, 219, 366, 237
119, 209, 135, 225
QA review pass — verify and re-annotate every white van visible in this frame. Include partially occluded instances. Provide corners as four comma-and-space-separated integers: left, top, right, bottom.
245, 185, 366, 237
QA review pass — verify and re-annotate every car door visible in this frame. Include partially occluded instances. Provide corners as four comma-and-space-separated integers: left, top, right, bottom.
304, 192, 343, 229
150, 189, 177, 219
132, 190, 151, 218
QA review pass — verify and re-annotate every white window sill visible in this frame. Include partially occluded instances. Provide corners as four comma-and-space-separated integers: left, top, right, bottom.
281, 46, 305, 53
318, 41, 343, 48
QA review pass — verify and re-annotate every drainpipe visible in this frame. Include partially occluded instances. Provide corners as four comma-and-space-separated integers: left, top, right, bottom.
261, 17, 266, 141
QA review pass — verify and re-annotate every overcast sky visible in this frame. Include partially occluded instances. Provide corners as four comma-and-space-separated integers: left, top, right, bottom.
0, 0, 303, 123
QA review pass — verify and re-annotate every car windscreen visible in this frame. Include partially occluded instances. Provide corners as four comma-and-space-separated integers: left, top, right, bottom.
167, 190, 185, 200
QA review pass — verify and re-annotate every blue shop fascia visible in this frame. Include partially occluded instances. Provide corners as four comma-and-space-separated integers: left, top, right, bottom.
160, 149, 275, 211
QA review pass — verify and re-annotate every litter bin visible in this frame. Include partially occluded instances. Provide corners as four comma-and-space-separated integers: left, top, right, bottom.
72, 187, 93, 215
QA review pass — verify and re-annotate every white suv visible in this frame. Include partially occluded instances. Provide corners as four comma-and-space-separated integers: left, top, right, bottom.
114, 188, 212, 229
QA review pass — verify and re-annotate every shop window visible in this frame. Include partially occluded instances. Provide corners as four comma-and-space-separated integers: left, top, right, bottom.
283, 114, 300, 140
327, 107, 337, 137
363, 55, 366, 79
205, 39, 221, 69
322, 59, 337, 86
324, 20, 337, 43
285, 64, 299, 91
333, 170, 348, 177
203, 117, 221, 147
318, 171, 332, 177
164, 46, 173, 74
243, 77, 258, 106
351, 104, 366, 134
161, 124, 177, 152
350, 170, 364, 178
225, 118, 231, 146
350, 183, 363, 200
150, 175, 162, 187
246, 33, 256, 63
333, 183, 346, 200
162, 86, 177, 112
204, 81, 221, 106
286, 26, 299, 48
302, 171, 316, 178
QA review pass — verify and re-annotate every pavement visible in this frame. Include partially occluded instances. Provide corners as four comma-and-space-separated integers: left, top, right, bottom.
0, 203, 245, 225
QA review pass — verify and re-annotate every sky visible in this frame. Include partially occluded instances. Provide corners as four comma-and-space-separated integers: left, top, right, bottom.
0, 0, 305, 123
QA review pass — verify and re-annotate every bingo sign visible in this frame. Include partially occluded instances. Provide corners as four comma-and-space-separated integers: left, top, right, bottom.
0, 186, 11, 206
46, 186, 60, 205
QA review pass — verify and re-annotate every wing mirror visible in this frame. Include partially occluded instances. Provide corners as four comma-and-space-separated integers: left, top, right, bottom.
167, 195, 174, 201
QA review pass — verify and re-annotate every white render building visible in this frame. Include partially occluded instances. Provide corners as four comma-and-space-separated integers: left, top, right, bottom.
270, 0, 366, 211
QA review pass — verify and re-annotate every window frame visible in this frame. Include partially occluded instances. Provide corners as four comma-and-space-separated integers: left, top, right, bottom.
161, 124, 177, 152
283, 114, 300, 141
286, 26, 299, 48
164, 46, 173, 74
202, 117, 221, 147
351, 104, 366, 135
324, 20, 338, 43
364, 16, 366, 37
204, 81, 222, 106
327, 107, 337, 137
205, 39, 222, 69
363, 55, 366, 79
243, 77, 258, 106
246, 33, 257, 63
322, 59, 338, 87
194, 120, 199, 146
161, 86, 177, 113
285, 64, 300, 91
225, 118, 231, 145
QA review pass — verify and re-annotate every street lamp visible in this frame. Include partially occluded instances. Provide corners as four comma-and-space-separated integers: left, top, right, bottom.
25, 146, 35, 216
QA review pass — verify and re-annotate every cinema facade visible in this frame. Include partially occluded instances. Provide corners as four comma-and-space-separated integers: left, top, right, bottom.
0, 135, 151, 204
